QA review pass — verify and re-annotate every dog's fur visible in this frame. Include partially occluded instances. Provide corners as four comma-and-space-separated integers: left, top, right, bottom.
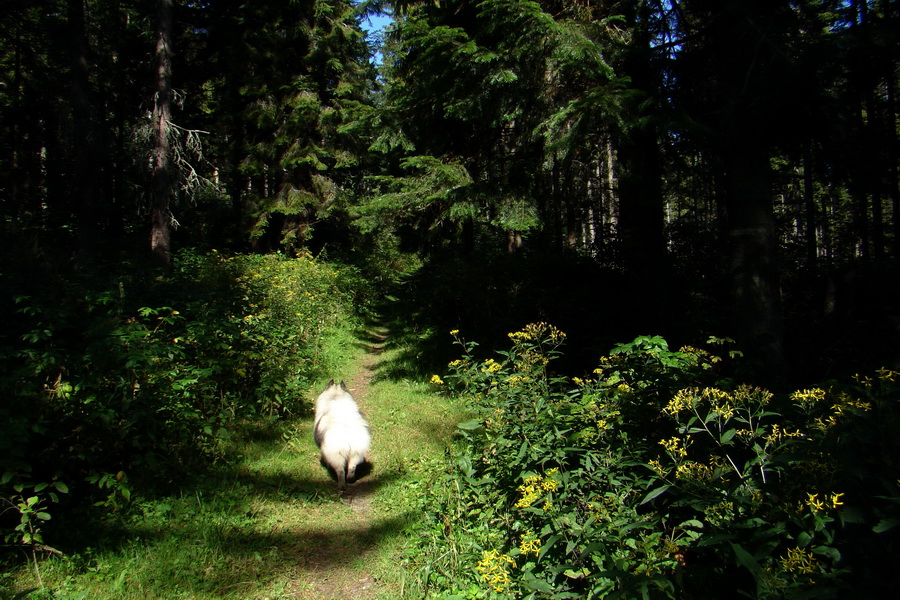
313, 379, 371, 490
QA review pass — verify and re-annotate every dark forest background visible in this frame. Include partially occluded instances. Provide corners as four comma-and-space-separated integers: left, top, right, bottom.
4, 0, 899, 383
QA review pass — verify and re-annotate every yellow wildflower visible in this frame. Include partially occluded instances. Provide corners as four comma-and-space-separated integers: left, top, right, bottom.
450, 329, 459, 336
712, 404, 735, 420
814, 415, 839, 431
780, 547, 818, 575
876, 367, 899, 381
659, 436, 688, 458
482, 359, 503, 374
648, 459, 667, 476
805, 493, 826, 513
830, 492, 845, 508
676, 461, 715, 481
476, 549, 516, 593
519, 532, 542, 556
665, 388, 698, 414
705, 501, 734, 525
790, 388, 827, 409
515, 471, 558, 509
854, 373, 875, 387
508, 322, 567, 344
515, 476, 542, 509
728, 385, 772, 411
429, 374, 444, 385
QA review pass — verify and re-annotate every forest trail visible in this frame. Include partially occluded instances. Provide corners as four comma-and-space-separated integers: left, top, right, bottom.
285, 324, 389, 600
278, 321, 462, 600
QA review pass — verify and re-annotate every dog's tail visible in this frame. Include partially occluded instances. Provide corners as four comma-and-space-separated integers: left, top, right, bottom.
339, 449, 354, 490
337, 448, 371, 491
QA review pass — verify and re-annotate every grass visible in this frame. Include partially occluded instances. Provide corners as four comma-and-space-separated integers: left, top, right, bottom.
0, 322, 468, 600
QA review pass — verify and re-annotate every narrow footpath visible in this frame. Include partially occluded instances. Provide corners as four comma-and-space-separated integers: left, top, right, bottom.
279, 322, 465, 599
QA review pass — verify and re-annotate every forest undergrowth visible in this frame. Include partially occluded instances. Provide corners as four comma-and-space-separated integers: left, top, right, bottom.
0, 249, 462, 599
4, 250, 900, 600
406, 324, 900, 599
1, 310, 468, 599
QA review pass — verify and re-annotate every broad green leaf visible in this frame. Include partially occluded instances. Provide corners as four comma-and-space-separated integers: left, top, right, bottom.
640, 484, 670, 505
730, 542, 765, 581
873, 518, 900, 533
812, 545, 841, 561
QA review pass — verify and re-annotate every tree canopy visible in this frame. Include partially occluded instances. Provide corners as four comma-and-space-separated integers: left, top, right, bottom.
1, 0, 898, 375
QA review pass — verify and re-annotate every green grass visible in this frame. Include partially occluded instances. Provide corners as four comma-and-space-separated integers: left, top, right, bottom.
0, 327, 468, 600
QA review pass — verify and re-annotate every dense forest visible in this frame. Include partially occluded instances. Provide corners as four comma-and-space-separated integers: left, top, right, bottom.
2, 0, 899, 597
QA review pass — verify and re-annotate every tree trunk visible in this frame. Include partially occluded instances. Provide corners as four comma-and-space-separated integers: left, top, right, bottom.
724, 140, 785, 382
617, 4, 665, 279
150, 0, 174, 267
888, 69, 900, 258
803, 145, 817, 267
69, 0, 102, 267
616, 3, 668, 330
507, 229, 522, 253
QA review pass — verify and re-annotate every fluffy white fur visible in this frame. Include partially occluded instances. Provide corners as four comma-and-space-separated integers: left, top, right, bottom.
313, 380, 371, 490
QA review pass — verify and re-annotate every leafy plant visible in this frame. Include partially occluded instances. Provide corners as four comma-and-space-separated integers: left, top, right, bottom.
1, 473, 69, 548
412, 324, 900, 598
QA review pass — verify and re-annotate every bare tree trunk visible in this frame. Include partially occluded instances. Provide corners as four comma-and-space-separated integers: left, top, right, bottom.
69, 0, 102, 267
613, 2, 672, 336
724, 140, 785, 383
506, 229, 522, 253
885, 63, 899, 259
803, 145, 817, 267
150, 0, 174, 267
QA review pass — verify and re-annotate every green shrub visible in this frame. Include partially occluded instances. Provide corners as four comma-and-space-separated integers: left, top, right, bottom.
411, 325, 900, 598
0, 250, 358, 550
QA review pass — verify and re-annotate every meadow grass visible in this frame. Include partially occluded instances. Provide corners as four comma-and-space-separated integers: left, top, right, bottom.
0, 324, 467, 600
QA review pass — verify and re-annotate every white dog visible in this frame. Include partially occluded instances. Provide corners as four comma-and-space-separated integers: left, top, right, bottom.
313, 380, 371, 490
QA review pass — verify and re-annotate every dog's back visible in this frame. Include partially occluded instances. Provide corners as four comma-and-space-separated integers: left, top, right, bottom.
313, 380, 371, 490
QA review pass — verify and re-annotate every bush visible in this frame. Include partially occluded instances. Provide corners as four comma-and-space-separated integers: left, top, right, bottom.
0, 250, 357, 550
410, 324, 900, 598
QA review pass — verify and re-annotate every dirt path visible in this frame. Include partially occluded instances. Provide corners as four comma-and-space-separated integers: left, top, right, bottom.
285, 324, 393, 600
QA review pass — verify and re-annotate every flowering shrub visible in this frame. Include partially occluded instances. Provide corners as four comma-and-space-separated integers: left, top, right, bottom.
411, 325, 900, 598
